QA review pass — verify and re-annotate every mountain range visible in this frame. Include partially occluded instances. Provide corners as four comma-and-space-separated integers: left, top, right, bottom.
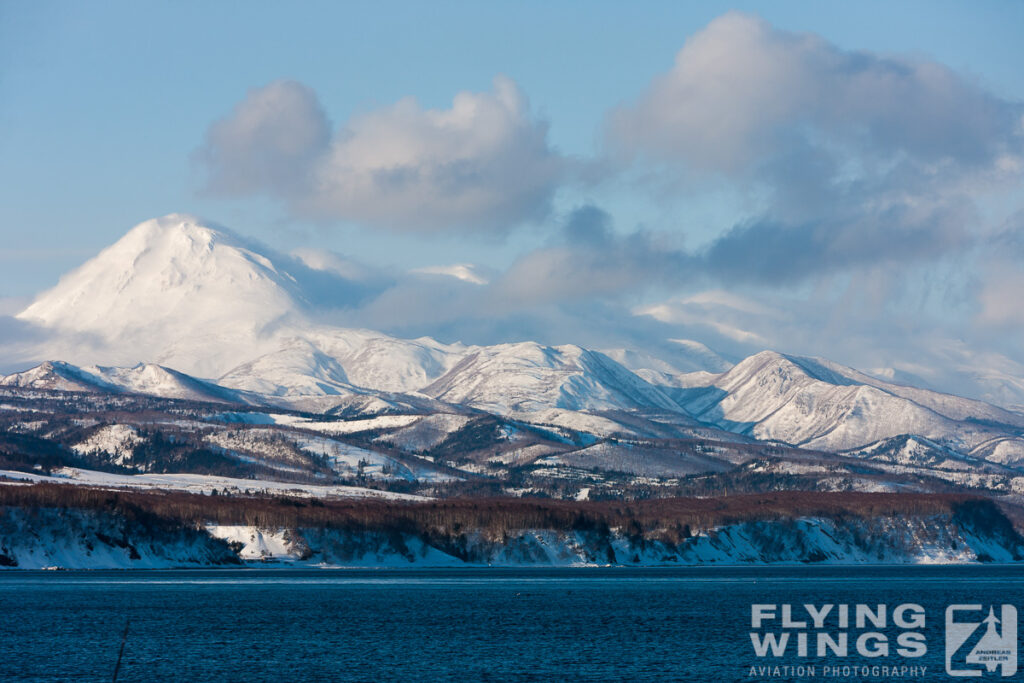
4, 214, 1024, 475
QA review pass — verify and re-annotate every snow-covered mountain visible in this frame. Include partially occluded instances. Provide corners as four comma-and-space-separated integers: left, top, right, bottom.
17, 215, 312, 376
9, 214, 1024, 464
677, 350, 1024, 456
0, 360, 117, 394
421, 342, 682, 413
0, 359, 255, 404
12, 215, 717, 415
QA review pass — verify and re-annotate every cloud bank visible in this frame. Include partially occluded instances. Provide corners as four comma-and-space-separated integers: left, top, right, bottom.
609, 11, 1023, 283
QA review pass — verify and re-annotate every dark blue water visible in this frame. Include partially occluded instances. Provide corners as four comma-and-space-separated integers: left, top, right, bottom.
2, 567, 1023, 681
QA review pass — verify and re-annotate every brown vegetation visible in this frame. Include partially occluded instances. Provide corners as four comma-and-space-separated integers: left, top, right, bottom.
0, 483, 1006, 540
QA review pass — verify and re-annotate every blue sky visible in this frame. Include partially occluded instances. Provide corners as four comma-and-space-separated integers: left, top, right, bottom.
2, 1, 1023, 404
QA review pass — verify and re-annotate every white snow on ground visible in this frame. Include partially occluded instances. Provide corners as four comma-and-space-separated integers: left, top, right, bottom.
204, 428, 313, 471
978, 437, 1024, 466
208, 411, 294, 425
0, 404, 41, 412
537, 441, 731, 477
205, 525, 471, 566
290, 434, 457, 482
374, 413, 473, 451
515, 409, 624, 439
291, 415, 422, 435
71, 424, 144, 465
199, 427, 456, 482
0, 468, 427, 500
486, 444, 564, 467
207, 411, 367, 429
12, 420, 48, 432
206, 525, 296, 561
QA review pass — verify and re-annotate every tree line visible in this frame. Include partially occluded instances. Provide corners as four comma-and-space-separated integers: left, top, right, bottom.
0, 483, 1011, 547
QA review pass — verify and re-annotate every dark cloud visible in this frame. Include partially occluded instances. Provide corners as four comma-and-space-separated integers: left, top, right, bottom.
703, 199, 974, 285
0, 315, 43, 343
493, 206, 693, 304
562, 204, 613, 245
0, 315, 49, 373
991, 212, 1024, 256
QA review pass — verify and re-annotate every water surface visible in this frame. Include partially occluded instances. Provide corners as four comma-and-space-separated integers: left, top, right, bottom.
2, 566, 1023, 681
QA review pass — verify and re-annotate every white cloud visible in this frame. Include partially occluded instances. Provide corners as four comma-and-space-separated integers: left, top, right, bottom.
411, 264, 489, 286
976, 263, 1024, 326
679, 290, 778, 317
291, 247, 382, 283
633, 296, 771, 346
610, 12, 1022, 176
199, 77, 564, 233
608, 12, 1024, 283
199, 80, 331, 196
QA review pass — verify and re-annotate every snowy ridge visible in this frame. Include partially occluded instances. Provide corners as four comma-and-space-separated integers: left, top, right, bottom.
0, 360, 256, 404
422, 343, 681, 413
71, 425, 144, 466
215, 338, 357, 397
790, 355, 1024, 428
0, 361, 120, 394
678, 350, 1024, 453
0, 468, 428, 500
537, 440, 733, 477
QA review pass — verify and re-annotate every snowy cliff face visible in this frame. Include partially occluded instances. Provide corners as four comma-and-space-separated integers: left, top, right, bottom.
202, 504, 1024, 567
0, 507, 239, 569
3, 506, 1021, 569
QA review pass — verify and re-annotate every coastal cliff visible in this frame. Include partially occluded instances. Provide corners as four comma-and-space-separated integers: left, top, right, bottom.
2, 486, 1022, 569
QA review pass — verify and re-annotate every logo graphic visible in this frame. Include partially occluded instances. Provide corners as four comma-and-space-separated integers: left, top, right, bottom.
946, 605, 1017, 677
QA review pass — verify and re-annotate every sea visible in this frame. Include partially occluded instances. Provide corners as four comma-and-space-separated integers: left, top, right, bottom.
2, 566, 1023, 682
